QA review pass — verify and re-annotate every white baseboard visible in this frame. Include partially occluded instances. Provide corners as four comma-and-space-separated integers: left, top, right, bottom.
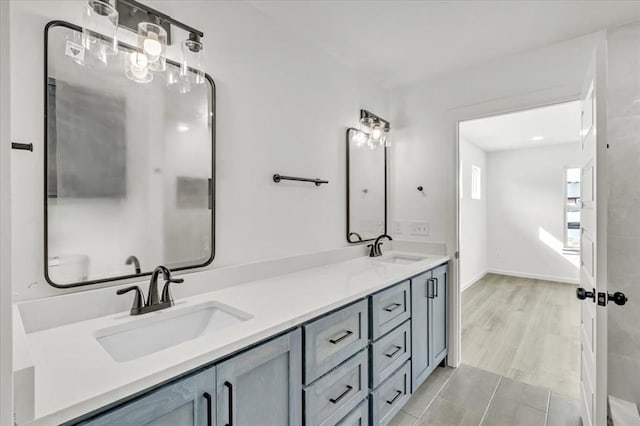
461, 270, 487, 292
486, 269, 579, 285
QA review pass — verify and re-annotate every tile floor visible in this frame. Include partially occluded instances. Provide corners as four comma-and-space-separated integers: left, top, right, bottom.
389, 364, 582, 426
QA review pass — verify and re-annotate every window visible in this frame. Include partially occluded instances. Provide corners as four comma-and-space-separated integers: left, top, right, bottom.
565, 168, 581, 250
471, 165, 481, 200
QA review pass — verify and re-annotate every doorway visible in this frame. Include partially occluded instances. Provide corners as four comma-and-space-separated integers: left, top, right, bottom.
457, 101, 583, 401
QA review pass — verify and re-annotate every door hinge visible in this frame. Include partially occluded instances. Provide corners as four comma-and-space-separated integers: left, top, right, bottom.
454, 251, 459, 259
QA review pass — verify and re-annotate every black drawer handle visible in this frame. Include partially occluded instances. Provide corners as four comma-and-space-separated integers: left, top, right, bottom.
224, 381, 233, 426
329, 385, 353, 404
434, 277, 439, 298
383, 302, 402, 312
386, 390, 403, 405
384, 345, 402, 358
203, 392, 213, 426
329, 330, 353, 344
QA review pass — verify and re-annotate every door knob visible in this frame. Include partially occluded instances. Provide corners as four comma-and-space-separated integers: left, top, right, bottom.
609, 292, 628, 306
576, 287, 595, 302
597, 291, 628, 306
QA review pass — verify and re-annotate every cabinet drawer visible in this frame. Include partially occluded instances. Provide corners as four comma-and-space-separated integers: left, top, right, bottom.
370, 361, 411, 426
370, 281, 410, 341
304, 350, 368, 426
304, 299, 368, 384
336, 398, 369, 426
370, 320, 411, 388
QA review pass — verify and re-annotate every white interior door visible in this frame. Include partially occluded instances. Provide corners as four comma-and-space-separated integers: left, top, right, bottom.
577, 34, 608, 426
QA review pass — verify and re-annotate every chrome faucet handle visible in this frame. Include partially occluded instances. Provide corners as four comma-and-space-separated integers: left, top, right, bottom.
161, 278, 184, 305
117, 286, 145, 315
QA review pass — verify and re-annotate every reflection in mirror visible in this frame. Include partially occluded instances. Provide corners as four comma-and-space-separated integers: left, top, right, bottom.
45, 22, 215, 287
346, 128, 387, 243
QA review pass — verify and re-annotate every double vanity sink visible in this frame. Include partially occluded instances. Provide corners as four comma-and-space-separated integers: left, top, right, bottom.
97, 254, 430, 363
14, 250, 448, 425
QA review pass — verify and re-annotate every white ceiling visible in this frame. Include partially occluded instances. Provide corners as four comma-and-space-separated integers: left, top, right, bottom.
460, 101, 581, 151
249, 1, 640, 89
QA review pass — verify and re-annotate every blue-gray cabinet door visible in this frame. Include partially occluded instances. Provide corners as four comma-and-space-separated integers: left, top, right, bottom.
430, 264, 448, 366
216, 329, 302, 426
410, 271, 432, 392
78, 367, 215, 426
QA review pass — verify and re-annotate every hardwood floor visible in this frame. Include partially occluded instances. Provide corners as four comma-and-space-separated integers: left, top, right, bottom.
461, 273, 580, 399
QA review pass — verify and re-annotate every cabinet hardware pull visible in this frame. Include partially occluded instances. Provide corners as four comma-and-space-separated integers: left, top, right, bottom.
384, 345, 402, 358
426, 278, 435, 299
383, 302, 402, 312
203, 392, 213, 426
386, 390, 403, 405
329, 330, 353, 344
329, 385, 353, 404
434, 277, 439, 298
224, 381, 233, 426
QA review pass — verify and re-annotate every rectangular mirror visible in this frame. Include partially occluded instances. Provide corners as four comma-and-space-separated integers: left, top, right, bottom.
45, 22, 215, 287
346, 127, 387, 243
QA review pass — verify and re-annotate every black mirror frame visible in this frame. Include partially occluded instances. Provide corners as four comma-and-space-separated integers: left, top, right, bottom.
43, 21, 216, 288
345, 127, 388, 244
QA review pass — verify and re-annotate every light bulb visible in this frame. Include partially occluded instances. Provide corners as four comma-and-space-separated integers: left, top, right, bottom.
371, 124, 382, 140
143, 32, 162, 62
126, 51, 153, 83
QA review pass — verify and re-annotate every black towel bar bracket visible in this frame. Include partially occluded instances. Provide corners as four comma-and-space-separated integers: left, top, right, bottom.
273, 174, 328, 186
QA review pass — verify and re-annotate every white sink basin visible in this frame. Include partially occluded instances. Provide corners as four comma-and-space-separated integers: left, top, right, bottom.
376, 255, 427, 265
96, 302, 252, 362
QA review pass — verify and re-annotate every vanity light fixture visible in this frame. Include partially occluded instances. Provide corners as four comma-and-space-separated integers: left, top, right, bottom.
138, 21, 167, 72
76, 0, 206, 85
359, 109, 391, 149
81, 0, 119, 66
181, 33, 205, 85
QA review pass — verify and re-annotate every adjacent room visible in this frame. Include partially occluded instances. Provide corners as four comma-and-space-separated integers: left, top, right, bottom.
459, 102, 582, 398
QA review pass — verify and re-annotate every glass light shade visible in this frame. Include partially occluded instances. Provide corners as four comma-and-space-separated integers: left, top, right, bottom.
181, 39, 205, 84
81, 0, 118, 64
125, 51, 153, 83
138, 22, 167, 72
167, 67, 191, 94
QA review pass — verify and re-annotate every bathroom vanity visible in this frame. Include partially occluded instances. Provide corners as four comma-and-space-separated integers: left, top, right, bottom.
14, 255, 449, 426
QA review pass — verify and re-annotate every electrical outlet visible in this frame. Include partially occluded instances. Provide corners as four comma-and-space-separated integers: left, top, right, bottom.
410, 221, 430, 236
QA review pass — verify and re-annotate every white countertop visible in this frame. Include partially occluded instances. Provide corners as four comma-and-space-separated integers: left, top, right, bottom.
18, 251, 449, 425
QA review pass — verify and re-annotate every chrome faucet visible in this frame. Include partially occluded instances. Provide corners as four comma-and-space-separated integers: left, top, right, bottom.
368, 234, 392, 257
117, 266, 184, 315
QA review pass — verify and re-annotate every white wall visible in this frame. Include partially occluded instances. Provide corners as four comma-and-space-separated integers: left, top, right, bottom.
459, 138, 487, 289
9, 1, 387, 301
0, 1, 13, 424
390, 32, 597, 249
486, 143, 581, 283
606, 19, 640, 407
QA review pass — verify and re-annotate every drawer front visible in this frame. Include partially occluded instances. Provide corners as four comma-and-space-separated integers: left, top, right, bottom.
370, 320, 411, 388
304, 350, 368, 426
336, 398, 369, 426
304, 299, 369, 384
370, 281, 411, 341
371, 361, 411, 426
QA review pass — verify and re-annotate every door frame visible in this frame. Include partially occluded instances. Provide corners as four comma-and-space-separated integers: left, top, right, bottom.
448, 88, 583, 369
